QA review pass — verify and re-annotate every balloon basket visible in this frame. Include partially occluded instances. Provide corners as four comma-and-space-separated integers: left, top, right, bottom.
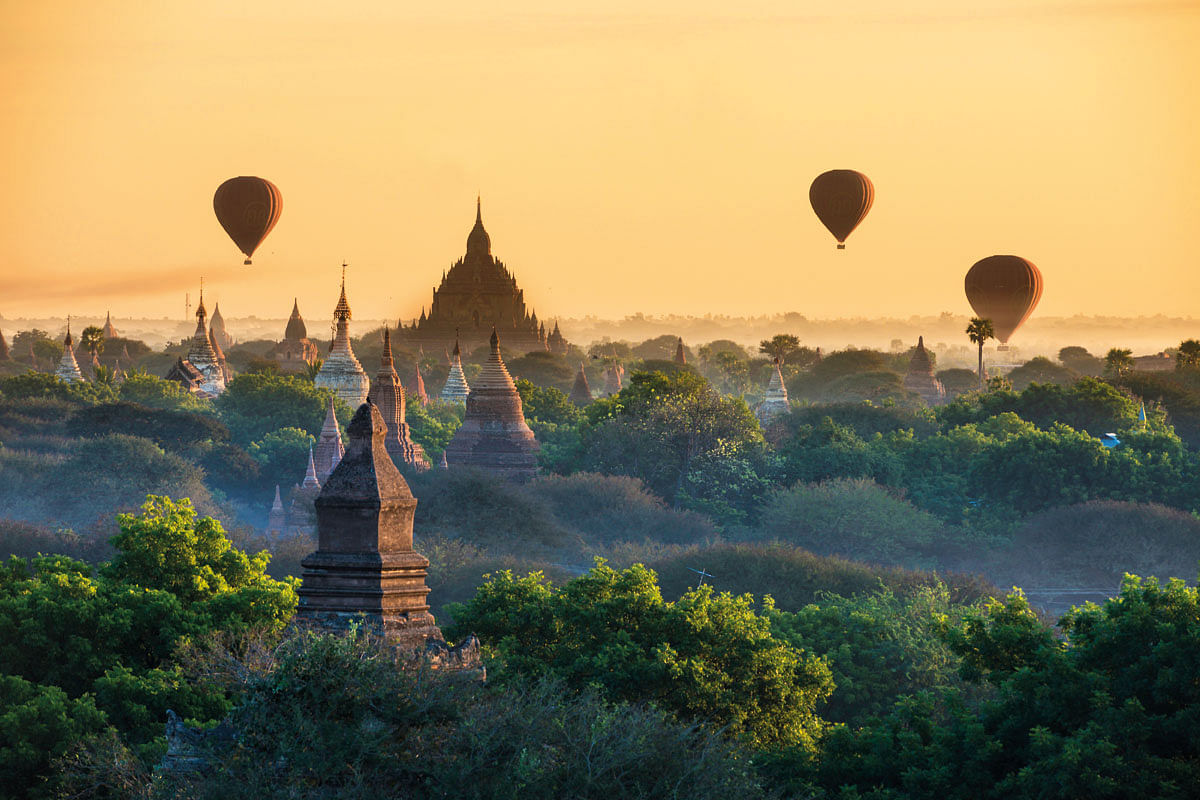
996, 344, 1009, 351
836, 243, 845, 250
244, 258, 252, 265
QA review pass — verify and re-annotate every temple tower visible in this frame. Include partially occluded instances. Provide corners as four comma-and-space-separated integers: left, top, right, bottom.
444, 328, 540, 481
369, 328, 430, 472
903, 336, 946, 406
101, 311, 119, 340
272, 299, 321, 372
315, 269, 370, 407
187, 290, 225, 396
674, 337, 687, 365
313, 397, 345, 483
569, 363, 593, 406
440, 337, 470, 403
603, 361, 624, 396
296, 401, 444, 649
209, 303, 234, 350
547, 320, 568, 355
208, 327, 233, 385
410, 362, 429, 406
757, 357, 790, 425
265, 486, 286, 538
55, 320, 83, 383
395, 200, 566, 356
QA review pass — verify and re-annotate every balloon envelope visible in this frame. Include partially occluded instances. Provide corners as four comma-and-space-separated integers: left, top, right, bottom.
213, 176, 282, 264
809, 170, 874, 249
964, 255, 1043, 344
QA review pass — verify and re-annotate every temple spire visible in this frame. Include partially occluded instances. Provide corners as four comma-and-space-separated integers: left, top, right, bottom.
302, 446, 321, 489
369, 326, 429, 471
674, 337, 687, 365
55, 317, 83, 383
314, 397, 346, 482
315, 266, 370, 407
569, 362, 592, 406
757, 357, 789, 426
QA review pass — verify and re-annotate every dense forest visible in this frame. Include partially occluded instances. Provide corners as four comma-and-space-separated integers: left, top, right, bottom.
2, 329, 1200, 798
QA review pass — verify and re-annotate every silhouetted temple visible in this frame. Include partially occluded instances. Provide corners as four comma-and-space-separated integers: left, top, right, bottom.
674, 337, 687, 365
444, 329, 539, 481
296, 402, 444, 649
904, 336, 946, 406
395, 200, 564, 356
101, 311, 119, 340
272, 299, 321, 373
369, 328, 430, 472
209, 303, 234, 350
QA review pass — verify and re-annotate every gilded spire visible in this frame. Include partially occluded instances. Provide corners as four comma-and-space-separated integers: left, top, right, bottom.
334, 263, 352, 322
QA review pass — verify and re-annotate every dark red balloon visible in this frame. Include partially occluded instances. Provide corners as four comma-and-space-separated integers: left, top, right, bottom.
809, 170, 874, 249
213, 176, 282, 265
964, 255, 1043, 344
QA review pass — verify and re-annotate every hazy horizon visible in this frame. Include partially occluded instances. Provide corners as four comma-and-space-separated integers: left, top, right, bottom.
3, 2, 1198, 322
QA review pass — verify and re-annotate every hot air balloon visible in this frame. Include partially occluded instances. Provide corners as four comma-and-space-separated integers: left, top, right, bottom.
809, 170, 874, 249
213, 176, 282, 265
964, 255, 1043, 345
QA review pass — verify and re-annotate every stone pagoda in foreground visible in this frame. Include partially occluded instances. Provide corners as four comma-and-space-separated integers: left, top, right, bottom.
369, 328, 430, 472
444, 328, 539, 481
296, 402, 444, 650
904, 336, 946, 406
315, 272, 370, 408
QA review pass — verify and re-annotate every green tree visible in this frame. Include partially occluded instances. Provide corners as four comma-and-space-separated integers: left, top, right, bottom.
758, 334, 801, 364
515, 378, 581, 425
247, 427, 316, 491
446, 561, 834, 749
1176, 338, 1200, 370
1104, 346, 1135, 376
966, 317, 994, 383
215, 372, 349, 444
78, 325, 105, 360
117, 371, 209, 412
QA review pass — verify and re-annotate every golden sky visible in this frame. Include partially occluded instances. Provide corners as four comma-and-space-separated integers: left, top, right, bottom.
1, 1, 1198, 323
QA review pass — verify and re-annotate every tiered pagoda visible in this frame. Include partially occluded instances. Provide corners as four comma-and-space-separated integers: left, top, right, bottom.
757, 358, 790, 425
409, 363, 429, 406
315, 272, 370, 408
903, 336, 946, 406
603, 361, 624, 396
272, 299, 321, 373
369, 329, 430, 472
55, 322, 83, 383
440, 338, 470, 403
179, 292, 226, 396
395, 200, 563, 356
673, 337, 687, 365
444, 328, 539, 481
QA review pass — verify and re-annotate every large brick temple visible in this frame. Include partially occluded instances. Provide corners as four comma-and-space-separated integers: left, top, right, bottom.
394, 199, 568, 356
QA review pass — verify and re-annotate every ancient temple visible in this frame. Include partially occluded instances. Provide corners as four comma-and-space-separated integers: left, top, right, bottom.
183, 292, 226, 396
165, 358, 205, 393
101, 311, 119, 340
282, 448, 322, 538
904, 336, 946, 406
272, 299, 321, 373
444, 328, 539, 481
315, 273, 370, 408
209, 303, 234, 350
440, 338, 470, 403
674, 337, 687, 365
757, 358, 790, 425
313, 398, 345, 483
547, 321, 568, 355
296, 401, 444, 649
395, 200, 563, 355
369, 329, 430, 472
55, 322, 83, 383
569, 363, 593, 406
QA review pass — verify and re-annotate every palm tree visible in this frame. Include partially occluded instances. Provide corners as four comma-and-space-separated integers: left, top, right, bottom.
758, 334, 801, 366
965, 318, 995, 384
1104, 348, 1135, 377
79, 325, 105, 360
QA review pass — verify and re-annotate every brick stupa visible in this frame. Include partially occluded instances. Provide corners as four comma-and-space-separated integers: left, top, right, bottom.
296, 401, 443, 649
444, 328, 540, 481
369, 328, 430, 472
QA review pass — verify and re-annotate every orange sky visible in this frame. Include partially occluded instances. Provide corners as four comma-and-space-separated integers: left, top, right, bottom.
1, 1, 1198, 323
